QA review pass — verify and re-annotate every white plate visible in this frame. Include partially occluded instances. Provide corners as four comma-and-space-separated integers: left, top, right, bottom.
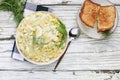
77, 0, 118, 39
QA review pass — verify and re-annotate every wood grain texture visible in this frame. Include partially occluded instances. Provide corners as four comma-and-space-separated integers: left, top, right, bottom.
27, 0, 120, 5
0, 71, 116, 80
0, 0, 120, 79
0, 5, 120, 70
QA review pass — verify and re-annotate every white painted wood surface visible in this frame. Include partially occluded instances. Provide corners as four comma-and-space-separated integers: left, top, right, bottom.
0, 71, 116, 80
28, 0, 120, 5
0, 0, 120, 80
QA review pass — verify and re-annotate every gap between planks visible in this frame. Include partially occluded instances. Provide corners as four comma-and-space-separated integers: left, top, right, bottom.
0, 71, 116, 80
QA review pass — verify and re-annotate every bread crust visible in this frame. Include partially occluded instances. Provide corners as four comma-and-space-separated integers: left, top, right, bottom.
80, 0, 100, 28
98, 6, 116, 32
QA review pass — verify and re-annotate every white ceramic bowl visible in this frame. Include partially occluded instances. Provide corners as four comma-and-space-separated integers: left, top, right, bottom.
16, 11, 68, 65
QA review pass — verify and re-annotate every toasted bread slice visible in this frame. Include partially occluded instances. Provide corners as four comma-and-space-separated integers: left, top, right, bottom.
80, 0, 100, 28
98, 6, 116, 32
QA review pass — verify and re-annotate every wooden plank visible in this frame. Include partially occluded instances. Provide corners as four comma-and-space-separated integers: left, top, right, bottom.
0, 71, 115, 80
0, 36, 120, 70
0, 6, 120, 38
1, 31, 120, 53
27, 0, 120, 5
0, 0, 120, 80
0, 3, 120, 70
0, 9, 120, 70
1, 52, 120, 70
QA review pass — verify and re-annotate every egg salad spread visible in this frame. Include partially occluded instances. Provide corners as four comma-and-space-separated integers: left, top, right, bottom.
16, 12, 67, 63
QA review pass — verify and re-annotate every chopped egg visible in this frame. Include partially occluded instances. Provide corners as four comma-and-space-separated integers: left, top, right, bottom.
35, 26, 43, 38
16, 12, 67, 63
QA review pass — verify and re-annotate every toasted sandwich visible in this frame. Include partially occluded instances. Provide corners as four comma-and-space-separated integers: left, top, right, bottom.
80, 0, 100, 28
98, 6, 116, 32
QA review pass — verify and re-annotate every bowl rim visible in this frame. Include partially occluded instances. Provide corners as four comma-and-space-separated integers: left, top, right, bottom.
16, 11, 69, 65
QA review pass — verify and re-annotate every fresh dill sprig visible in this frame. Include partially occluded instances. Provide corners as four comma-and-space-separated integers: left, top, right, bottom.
56, 21, 67, 47
0, 0, 26, 27
52, 19, 67, 48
